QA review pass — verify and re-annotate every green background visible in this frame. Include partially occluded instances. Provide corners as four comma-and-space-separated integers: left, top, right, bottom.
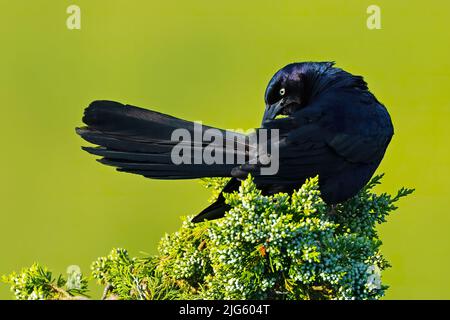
0, 0, 449, 299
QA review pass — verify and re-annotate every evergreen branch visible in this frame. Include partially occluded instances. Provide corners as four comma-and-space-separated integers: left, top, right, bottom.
3, 174, 413, 300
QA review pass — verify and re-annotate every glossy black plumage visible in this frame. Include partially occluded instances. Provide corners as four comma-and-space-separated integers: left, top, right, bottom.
76, 62, 393, 222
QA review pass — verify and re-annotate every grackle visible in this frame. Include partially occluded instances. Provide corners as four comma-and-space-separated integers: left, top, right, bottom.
76, 62, 393, 222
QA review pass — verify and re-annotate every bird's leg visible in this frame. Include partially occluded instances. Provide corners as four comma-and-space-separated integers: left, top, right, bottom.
327, 204, 337, 216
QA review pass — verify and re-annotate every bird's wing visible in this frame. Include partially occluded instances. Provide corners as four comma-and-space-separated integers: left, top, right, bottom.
76, 100, 250, 179
317, 89, 394, 164
231, 90, 393, 182
230, 123, 342, 182
326, 131, 391, 164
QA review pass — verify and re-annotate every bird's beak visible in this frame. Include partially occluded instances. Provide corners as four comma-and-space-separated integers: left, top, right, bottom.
261, 100, 284, 125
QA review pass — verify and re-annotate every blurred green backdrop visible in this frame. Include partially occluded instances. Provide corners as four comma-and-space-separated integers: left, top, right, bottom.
0, 0, 449, 299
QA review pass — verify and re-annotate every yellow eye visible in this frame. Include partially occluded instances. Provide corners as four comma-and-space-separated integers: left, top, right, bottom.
279, 88, 286, 96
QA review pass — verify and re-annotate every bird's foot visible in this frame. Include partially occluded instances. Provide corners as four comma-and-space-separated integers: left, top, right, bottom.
327, 204, 337, 216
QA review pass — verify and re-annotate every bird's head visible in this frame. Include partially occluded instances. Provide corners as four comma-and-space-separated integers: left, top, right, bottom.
262, 62, 350, 125
263, 63, 306, 124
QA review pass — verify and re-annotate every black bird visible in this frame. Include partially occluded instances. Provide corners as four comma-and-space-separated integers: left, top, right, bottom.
76, 62, 393, 222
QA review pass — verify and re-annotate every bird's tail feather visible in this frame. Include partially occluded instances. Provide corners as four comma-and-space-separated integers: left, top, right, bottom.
76, 100, 246, 179
190, 178, 239, 222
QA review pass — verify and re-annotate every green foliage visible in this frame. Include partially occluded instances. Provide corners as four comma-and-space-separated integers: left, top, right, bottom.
3, 175, 413, 300
91, 248, 181, 300
200, 177, 231, 203
2, 263, 88, 300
